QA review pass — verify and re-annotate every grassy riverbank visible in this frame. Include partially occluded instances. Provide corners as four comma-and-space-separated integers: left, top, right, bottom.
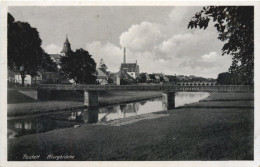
8, 92, 254, 160
8, 89, 37, 104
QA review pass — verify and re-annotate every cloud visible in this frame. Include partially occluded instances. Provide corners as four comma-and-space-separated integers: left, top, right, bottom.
86, 41, 123, 72
119, 21, 162, 51
44, 44, 62, 54
85, 7, 232, 78
158, 33, 193, 54
201, 52, 218, 62
87, 22, 230, 78
168, 7, 190, 24
178, 51, 232, 77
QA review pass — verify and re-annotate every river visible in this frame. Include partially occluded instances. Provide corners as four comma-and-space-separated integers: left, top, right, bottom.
8, 92, 209, 138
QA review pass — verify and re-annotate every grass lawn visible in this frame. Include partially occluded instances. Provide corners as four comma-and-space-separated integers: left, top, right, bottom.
8, 92, 254, 160
8, 101, 86, 117
182, 101, 254, 108
201, 92, 254, 101
8, 90, 37, 104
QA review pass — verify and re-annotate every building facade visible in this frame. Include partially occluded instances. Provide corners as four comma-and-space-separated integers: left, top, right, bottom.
10, 71, 42, 86
120, 48, 139, 79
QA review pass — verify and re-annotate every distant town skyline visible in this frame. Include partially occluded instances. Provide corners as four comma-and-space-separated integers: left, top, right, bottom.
9, 6, 232, 78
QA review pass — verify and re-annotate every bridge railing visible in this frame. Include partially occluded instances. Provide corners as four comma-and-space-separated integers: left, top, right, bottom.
38, 84, 254, 92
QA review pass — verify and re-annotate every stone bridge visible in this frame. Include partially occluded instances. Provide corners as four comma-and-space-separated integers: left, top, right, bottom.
37, 84, 253, 109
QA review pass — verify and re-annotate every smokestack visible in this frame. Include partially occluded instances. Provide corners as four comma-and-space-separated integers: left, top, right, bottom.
123, 47, 126, 63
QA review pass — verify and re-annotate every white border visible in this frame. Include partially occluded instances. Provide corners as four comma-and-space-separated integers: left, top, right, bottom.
1, 1, 259, 167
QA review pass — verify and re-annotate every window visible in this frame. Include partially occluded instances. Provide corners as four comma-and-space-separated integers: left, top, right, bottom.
15, 123, 22, 129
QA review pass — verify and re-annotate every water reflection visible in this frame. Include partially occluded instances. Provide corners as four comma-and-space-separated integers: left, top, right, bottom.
175, 92, 210, 107
8, 92, 209, 138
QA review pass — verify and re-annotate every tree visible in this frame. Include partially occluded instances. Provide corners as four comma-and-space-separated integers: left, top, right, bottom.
149, 74, 156, 80
217, 72, 242, 85
8, 13, 45, 86
120, 78, 134, 85
188, 6, 254, 85
60, 49, 97, 84
159, 76, 164, 82
166, 75, 179, 83
119, 73, 134, 85
138, 73, 147, 83
40, 52, 58, 72
107, 77, 114, 84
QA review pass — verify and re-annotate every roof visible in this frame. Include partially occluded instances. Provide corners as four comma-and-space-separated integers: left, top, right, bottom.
122, 71, 134, 79
99, 67, 109, 76
121, 63, 139, 69
119, 70, 133, 79
61, 36, 72, 53
110, 70, 133, 80
97, 68, 108, 79
64, 37, 70, 45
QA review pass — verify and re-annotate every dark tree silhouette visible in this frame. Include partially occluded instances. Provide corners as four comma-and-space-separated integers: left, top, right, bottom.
8, 13, 43, 85
107, 77, 114, 84
138, 73, 147, 83
60, 49, 97, 84
41, 52, 58, 72
217, 72, 242, 85
8, 13, 57, 86
120, 78, 134, 85
149, 74, 156, 80
188, 6, 254, 85
159, 76, 164, 82
166, 75, 179, 83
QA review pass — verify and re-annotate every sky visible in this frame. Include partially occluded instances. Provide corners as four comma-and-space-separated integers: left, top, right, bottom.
9, 6, 233, 78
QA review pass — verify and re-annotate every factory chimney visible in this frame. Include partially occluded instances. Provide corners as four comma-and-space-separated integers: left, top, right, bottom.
123, 47, 126, 63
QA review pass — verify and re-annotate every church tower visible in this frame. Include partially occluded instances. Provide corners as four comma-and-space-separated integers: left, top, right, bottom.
99, 58, 108, 70
60, 34, 71, 55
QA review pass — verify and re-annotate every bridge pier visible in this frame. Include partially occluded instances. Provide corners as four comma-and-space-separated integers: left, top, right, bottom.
162, 91, 175, 110
84, 91, 99, 108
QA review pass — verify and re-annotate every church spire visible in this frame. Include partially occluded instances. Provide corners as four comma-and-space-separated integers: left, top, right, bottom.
99, 58, 104, 68
61, 34, 71, 54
